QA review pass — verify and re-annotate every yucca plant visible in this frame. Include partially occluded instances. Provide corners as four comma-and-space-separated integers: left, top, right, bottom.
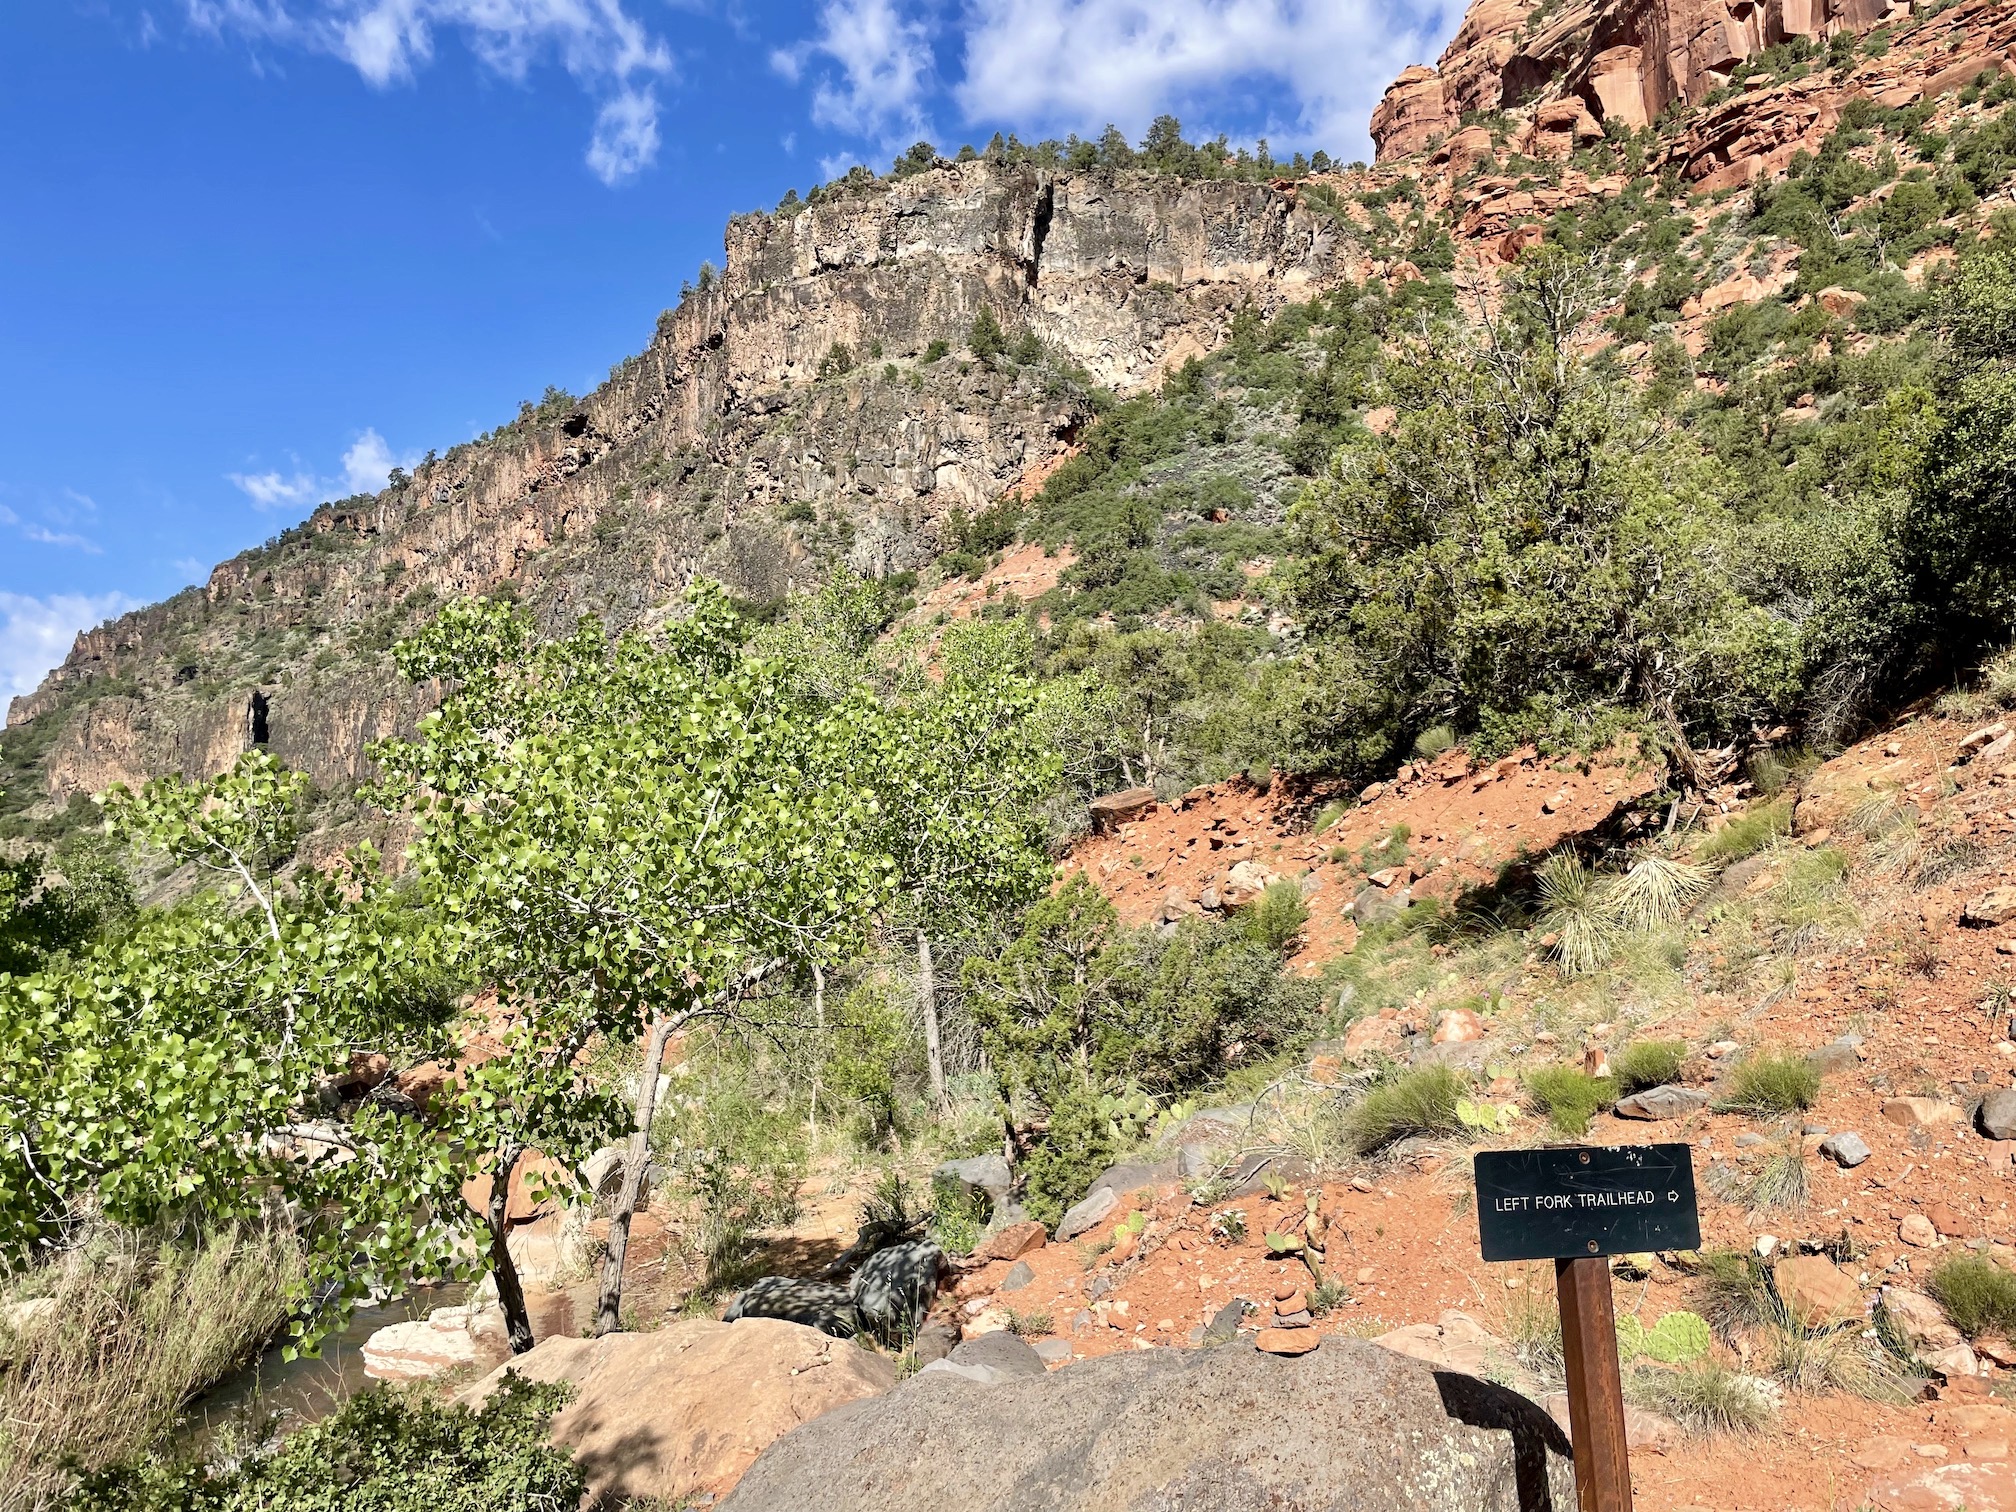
1605, 852, 1710, 932
1535, 852, 1613, 976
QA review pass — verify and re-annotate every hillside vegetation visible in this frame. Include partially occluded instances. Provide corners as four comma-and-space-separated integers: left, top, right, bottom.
4, 50, 2016, 1512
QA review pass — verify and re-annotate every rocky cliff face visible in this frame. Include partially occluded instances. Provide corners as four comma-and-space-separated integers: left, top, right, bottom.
1372, 0, 2012, 188
8, 164, 1364, 803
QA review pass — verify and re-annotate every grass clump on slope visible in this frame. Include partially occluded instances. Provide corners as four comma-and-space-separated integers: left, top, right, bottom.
1345, 1065, 1467, 1154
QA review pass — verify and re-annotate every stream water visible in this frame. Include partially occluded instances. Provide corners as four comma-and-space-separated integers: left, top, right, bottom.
181, 1283, 467, 1446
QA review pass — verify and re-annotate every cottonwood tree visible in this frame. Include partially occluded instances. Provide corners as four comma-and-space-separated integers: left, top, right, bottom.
0, 752, 480, 1347
852, 622, 1059, 1108
755, 583, 1060, 1112
381, 585, 896, 1337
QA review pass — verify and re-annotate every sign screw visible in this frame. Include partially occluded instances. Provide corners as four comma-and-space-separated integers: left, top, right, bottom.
1586, 1239, 1599, 1253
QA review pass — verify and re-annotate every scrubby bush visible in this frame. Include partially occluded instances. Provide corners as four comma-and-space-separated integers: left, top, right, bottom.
1244, 879, 1310, 952
1610, 1039, 1687, 1094
965, 873, 1321, 1224
1345, 1065, 1467, 1153
1524, 1066, 1617, 1135
68, 1375, 583, 1512
1927, 1253, 2016, 1340
1718, 1051, 1821, 1114
970, 306, 1008, 361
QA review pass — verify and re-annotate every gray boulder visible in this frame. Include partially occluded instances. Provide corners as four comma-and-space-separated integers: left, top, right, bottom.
719, 1336, 1573, 1512
1229, 1153, 1316, 1198
1087, 1159, 1178, 1200
1001, 1260, 1036, 1292
1412, 1037, 1494, 1074
1614, 1085, 1709, 1121
849, 1240, 949, 1346
722, 1276, 860, 1339
1351, 884, 1413, 929
934, 1153, 1012, 1212
946, 1331, 1047, 1379
1980, 1090, 2016, 1141
1056, 1186, 1118, 1241
1819, 1131, 1872, 1168
1808, 1034, 1864, 1076
1202, 1298, 1248, 1344
912, 1317, 960, 1366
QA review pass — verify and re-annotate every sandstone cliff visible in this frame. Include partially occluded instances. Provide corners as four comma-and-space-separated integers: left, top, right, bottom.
8, 165, 1364, 801
1372, 0, 2013, 190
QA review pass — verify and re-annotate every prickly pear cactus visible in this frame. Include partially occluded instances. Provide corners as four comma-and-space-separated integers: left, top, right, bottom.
1643, 1310, 1711, 1363
1613, 1314, 1647, 1361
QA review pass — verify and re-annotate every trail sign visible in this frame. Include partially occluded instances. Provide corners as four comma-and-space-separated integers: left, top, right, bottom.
1474, 1143, 1699, 1262
1473, 1143, 1700, 1512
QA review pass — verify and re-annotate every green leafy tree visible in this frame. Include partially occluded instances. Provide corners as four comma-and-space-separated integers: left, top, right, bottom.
380, 585, 898, 1336
1287, 250, 1803, 773
0, 752, 467, 1347
1905, 250, 2016, 651
0, 832, 133, 975
853, 623, 1059, 1107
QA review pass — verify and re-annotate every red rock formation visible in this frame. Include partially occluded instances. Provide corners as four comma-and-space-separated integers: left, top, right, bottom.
1372, 0, 1929, 165
1373, 0, 2016, 195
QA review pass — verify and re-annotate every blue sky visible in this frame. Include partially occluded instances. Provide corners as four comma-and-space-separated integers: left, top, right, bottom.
0, 0, 1451, 701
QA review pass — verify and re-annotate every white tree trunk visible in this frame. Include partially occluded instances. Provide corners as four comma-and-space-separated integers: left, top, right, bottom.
594, 1012, 676, 1336
919, 931, 946, 1110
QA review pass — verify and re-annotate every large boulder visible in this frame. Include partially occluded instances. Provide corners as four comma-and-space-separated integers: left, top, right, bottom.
361, 1304, 510, 1381
461, 1318, 894, 1507
723, 1276, 861, 1338
850, 1240, 949, 1346
719, 1336, 1573, 1511
1613, 1085, 1709, 1120
934, 1152, 1012, 1212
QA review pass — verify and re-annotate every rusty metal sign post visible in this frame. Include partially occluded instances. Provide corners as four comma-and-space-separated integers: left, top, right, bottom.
1473, 1143, 1701, 1512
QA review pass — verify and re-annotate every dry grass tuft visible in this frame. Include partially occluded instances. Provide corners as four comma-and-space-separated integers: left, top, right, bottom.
0, 1227, 301, 1512
1766, 1319, 1921, 1403
1626, 1359, 1776, 1434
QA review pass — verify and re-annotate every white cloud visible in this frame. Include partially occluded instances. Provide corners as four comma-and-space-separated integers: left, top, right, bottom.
774, 0, 934, 146
225, 427, 418, 512
228, 469, 322, 509
951, 0, 1440, 158
185, 0, 674, 180
0, 504, 100, 554
586, 87, 660, 184
0, 591, 143, 702
341, 427, 420, 494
